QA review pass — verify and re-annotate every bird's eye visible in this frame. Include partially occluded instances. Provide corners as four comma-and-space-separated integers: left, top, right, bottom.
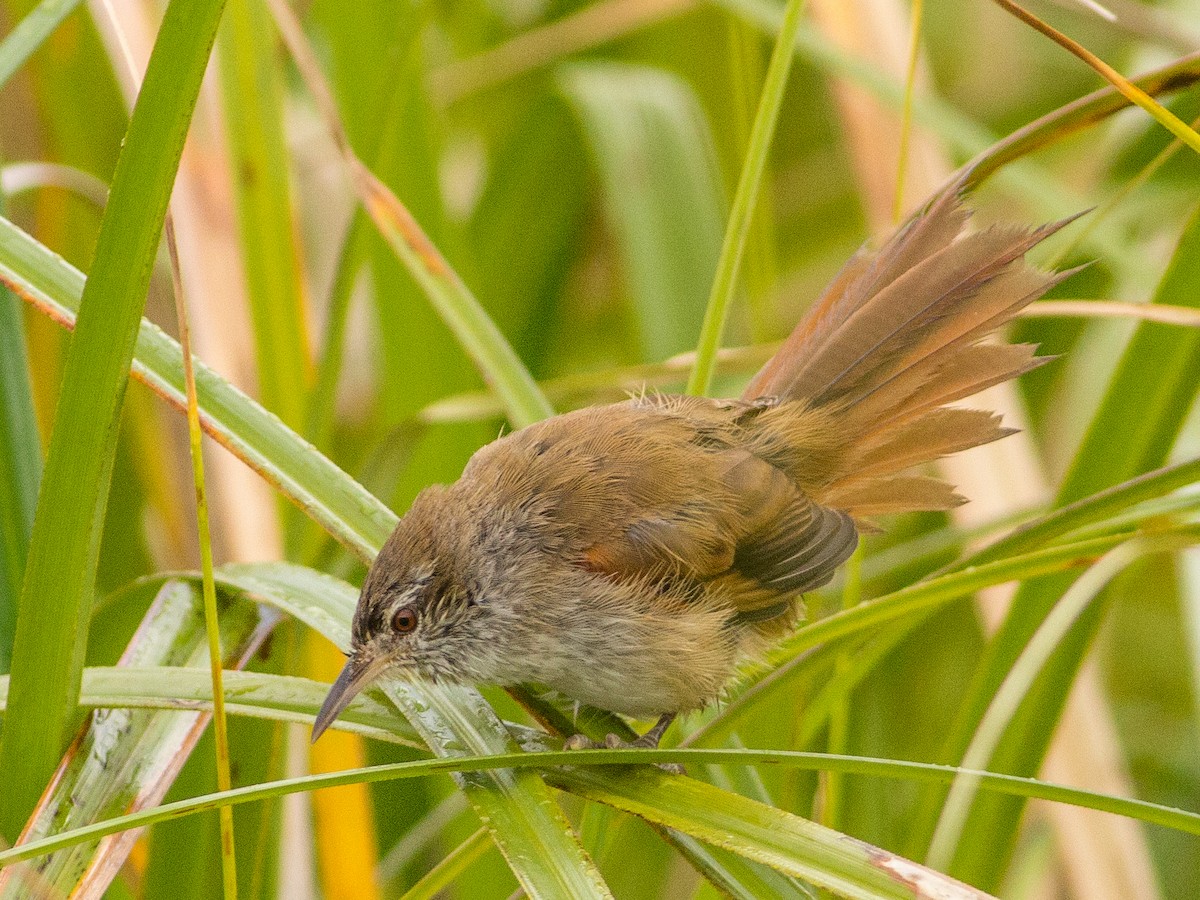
391, 606, 418, 633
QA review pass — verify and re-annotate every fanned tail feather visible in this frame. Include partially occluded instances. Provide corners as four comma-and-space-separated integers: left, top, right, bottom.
744, 181, 1079, 521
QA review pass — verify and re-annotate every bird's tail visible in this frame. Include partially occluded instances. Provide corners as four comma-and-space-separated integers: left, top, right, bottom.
743, 182, 1079, 521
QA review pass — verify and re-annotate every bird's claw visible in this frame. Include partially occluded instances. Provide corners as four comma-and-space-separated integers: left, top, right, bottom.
563, 732, 684, 774
563, 732, 598, 751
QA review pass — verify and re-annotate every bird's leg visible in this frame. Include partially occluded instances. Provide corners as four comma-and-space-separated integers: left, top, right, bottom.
625, 713, 676, 749
564, 714, 682, 773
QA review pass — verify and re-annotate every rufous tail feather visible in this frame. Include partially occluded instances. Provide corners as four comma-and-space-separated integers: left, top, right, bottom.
744, 180, 1082, 522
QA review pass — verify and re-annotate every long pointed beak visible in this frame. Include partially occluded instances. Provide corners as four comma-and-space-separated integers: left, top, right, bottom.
311, 653, 387, 743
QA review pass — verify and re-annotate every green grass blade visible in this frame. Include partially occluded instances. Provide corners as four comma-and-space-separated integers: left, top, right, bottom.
559, 752, 1200, 855
369, 214, 548, 432
958, 455, 1200, 569
18, 662, 1198, 847
687, 0, 806, 395
558, 61, 726, 362
925, 532, 1199, 869
664, 833, 815, 900
0, 289, 39, 674
0, 0, 84, 90
990, 0, 1200, 157
554, 766, 971, 900
218, 0, 311, 432
270, 0, 553, 429
788, 534, 1137, 668
8, 734, 1200, 899
16, 665, 428, 747
919, 200, 1200, 886
212, 561, 613, 899
0, 0, 230, 838
387, 681, 615, 898
0, 213, 395, 559
892, 0, 924, 222
164, 218, 240, 896
958, 51, 1200, 187
2, 745, 1197, 866
397, 827, 492, 900
0, 580, 272, 896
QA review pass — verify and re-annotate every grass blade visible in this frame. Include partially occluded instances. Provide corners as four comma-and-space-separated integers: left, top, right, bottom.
959, 457, 1200, 570
552, 766, 983, 900
991, 0, 1200, 156
218, 0, 311, 432
0, 213, 394, 559
2, 745, 1197, 865
397, 827, 492, 900
687, 0, 806, 394
926, 533, 1200, 868
0, 288, 39, 674
957, 51, 1200, 187
0, 0, 230, 838
267, 0, 552, 429
0, 664, 426, 748
165, 218, 240, 896
892, 0, 924, 222
0, 580, 273, 897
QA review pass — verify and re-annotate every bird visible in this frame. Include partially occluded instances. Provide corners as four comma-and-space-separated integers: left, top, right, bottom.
311, 180, 1076, 751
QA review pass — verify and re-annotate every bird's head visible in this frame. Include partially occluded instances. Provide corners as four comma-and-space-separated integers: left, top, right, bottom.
311, 486, 495, 741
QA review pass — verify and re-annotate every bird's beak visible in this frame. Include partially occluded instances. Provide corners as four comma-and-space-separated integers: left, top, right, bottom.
311, 652, 388, 743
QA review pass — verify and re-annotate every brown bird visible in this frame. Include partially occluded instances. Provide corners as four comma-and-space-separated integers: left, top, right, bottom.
312, 183, 1075, 749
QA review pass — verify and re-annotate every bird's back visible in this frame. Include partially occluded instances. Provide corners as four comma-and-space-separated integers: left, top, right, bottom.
458, 180, 1072, 632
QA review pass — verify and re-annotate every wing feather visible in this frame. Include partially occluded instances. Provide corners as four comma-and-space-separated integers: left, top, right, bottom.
572, 401, 859, 622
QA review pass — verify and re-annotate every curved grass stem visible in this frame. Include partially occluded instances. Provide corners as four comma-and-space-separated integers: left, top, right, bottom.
991, 0, 1200, 156
893, 0, 924, 223
165, 220, 238, 900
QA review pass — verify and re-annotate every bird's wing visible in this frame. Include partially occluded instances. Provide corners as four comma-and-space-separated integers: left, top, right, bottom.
716, 448, 858, 610
575, 412, 858, 613
729, 491, 858, 601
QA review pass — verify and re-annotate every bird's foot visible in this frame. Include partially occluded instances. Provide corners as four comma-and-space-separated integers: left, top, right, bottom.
563, 714, 683, 774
